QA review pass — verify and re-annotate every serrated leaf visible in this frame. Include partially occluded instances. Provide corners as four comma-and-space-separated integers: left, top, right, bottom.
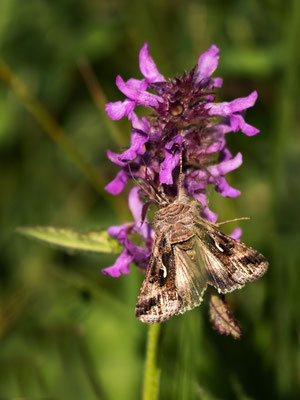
209, 294, 242, 340
16, 226, 122, 254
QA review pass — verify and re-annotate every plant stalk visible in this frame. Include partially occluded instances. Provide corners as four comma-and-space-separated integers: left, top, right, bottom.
142, 323, 161, 400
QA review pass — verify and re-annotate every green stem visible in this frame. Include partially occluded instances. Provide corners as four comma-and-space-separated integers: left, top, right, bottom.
142, 324, 161, 400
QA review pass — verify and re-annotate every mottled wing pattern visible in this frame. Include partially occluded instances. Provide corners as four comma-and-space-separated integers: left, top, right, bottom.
135, 244, 181, 324
195, 218, 269, 293
135, 236, 208, 324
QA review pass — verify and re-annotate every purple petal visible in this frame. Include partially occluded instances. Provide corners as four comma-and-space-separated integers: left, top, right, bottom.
128, 186, 151, 239
207, 152, 242, 176
128, 186, 143, 224
129, 113, 150, 132
205, 95, 215, 102
101, 249, 133, 277
132, 246, 152, 272
230, 227, 242, 241
107, 223, 135, 244
215, 176, 241, 197
185, 169, 208, 192
126, 78, 148, 90
219, 147, 232, 162
191, 192, 207, 206
107, 224, 126, 239
196, 45, 220, 83
212, 77, 223, 88
206, 136, 225, 154
230, 114, 260, 136
139, 43, 165, 83
120, 130, 148, 161
106, 150, 127, 167
105, 170, 128, 195
106, 99, 135, 120
212, 118, 234, 135
116, 75, 163, 108
159, 135, 183, 185
206, 91, 258, 116
202, 206, 218, 223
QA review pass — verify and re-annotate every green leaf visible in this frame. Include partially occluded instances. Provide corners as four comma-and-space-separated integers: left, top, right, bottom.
16, 226, 122, 254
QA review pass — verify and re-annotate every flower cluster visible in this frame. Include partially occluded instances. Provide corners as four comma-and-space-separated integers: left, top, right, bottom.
102, 43, 259, 278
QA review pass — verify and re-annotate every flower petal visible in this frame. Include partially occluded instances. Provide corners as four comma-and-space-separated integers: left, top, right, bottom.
105, 99, 136, 120
106, 150, 127, 167
120, 130, 148, 161
129, 113, 150, 132
126, 78, 148, 90
116, 75, 163, 108
219, 147, 232, 162
132, 246, 152, 272
208, 152, 242, 176
215, 176, 241, 197
139, 43, 165, 83
107, 224, 126, 239
212, 119, 234, 135
128, 186, 152, 240
202, 206, 218, 223
101, 249, 133, 277
192, 192, 207, 206
159, 135, 183, 185
212, 77, 223, 88
107, 223, 134, 243
206, 91, 258, 116
230, 114, 259, 136
230, 227, 242, 241
196, 44, 220, 83
206, 135, 225, 153
185, 169, 208, 192
105, 170, 128, 195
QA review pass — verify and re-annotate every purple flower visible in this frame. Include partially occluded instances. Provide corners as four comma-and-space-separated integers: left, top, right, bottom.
104, 43, 260, 276
102, 187, 153, 277
159, 135, 183, 185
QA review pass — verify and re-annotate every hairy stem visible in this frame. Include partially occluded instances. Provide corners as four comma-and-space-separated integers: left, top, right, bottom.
142, 324, 161, 400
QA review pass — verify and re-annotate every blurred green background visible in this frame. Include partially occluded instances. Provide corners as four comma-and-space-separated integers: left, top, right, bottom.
0, 0, 299, 399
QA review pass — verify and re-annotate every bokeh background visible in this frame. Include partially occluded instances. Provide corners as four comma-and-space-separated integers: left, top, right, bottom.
0, 0, 299, 399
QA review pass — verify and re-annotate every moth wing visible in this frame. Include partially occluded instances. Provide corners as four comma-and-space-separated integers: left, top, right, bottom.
135, 237, 208, 324
172, 239, 208, 311
135, 248, 182, 324
195, 220, 269, 293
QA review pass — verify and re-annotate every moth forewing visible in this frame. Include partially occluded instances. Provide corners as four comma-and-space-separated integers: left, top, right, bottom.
194, 216, 269, 294
135, 199, 207, 324
135, 242, 183, 324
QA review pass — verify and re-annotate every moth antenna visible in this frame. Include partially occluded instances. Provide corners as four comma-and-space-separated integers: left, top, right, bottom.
127, 162, 157, 203
215, 217, 250, 226
141, 157, 170, 205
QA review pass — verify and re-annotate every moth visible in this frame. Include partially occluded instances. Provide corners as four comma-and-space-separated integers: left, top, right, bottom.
135, 191, 269, 324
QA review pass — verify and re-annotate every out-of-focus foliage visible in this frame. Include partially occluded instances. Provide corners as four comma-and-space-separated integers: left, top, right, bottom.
17, 226, 122, 254
0, 0, 299, 399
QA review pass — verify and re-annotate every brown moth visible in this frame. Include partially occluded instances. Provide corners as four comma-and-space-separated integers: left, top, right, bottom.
135, 191, 268, 324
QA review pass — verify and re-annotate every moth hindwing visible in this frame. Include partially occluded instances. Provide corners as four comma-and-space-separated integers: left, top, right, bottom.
135, 198, 269, 324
